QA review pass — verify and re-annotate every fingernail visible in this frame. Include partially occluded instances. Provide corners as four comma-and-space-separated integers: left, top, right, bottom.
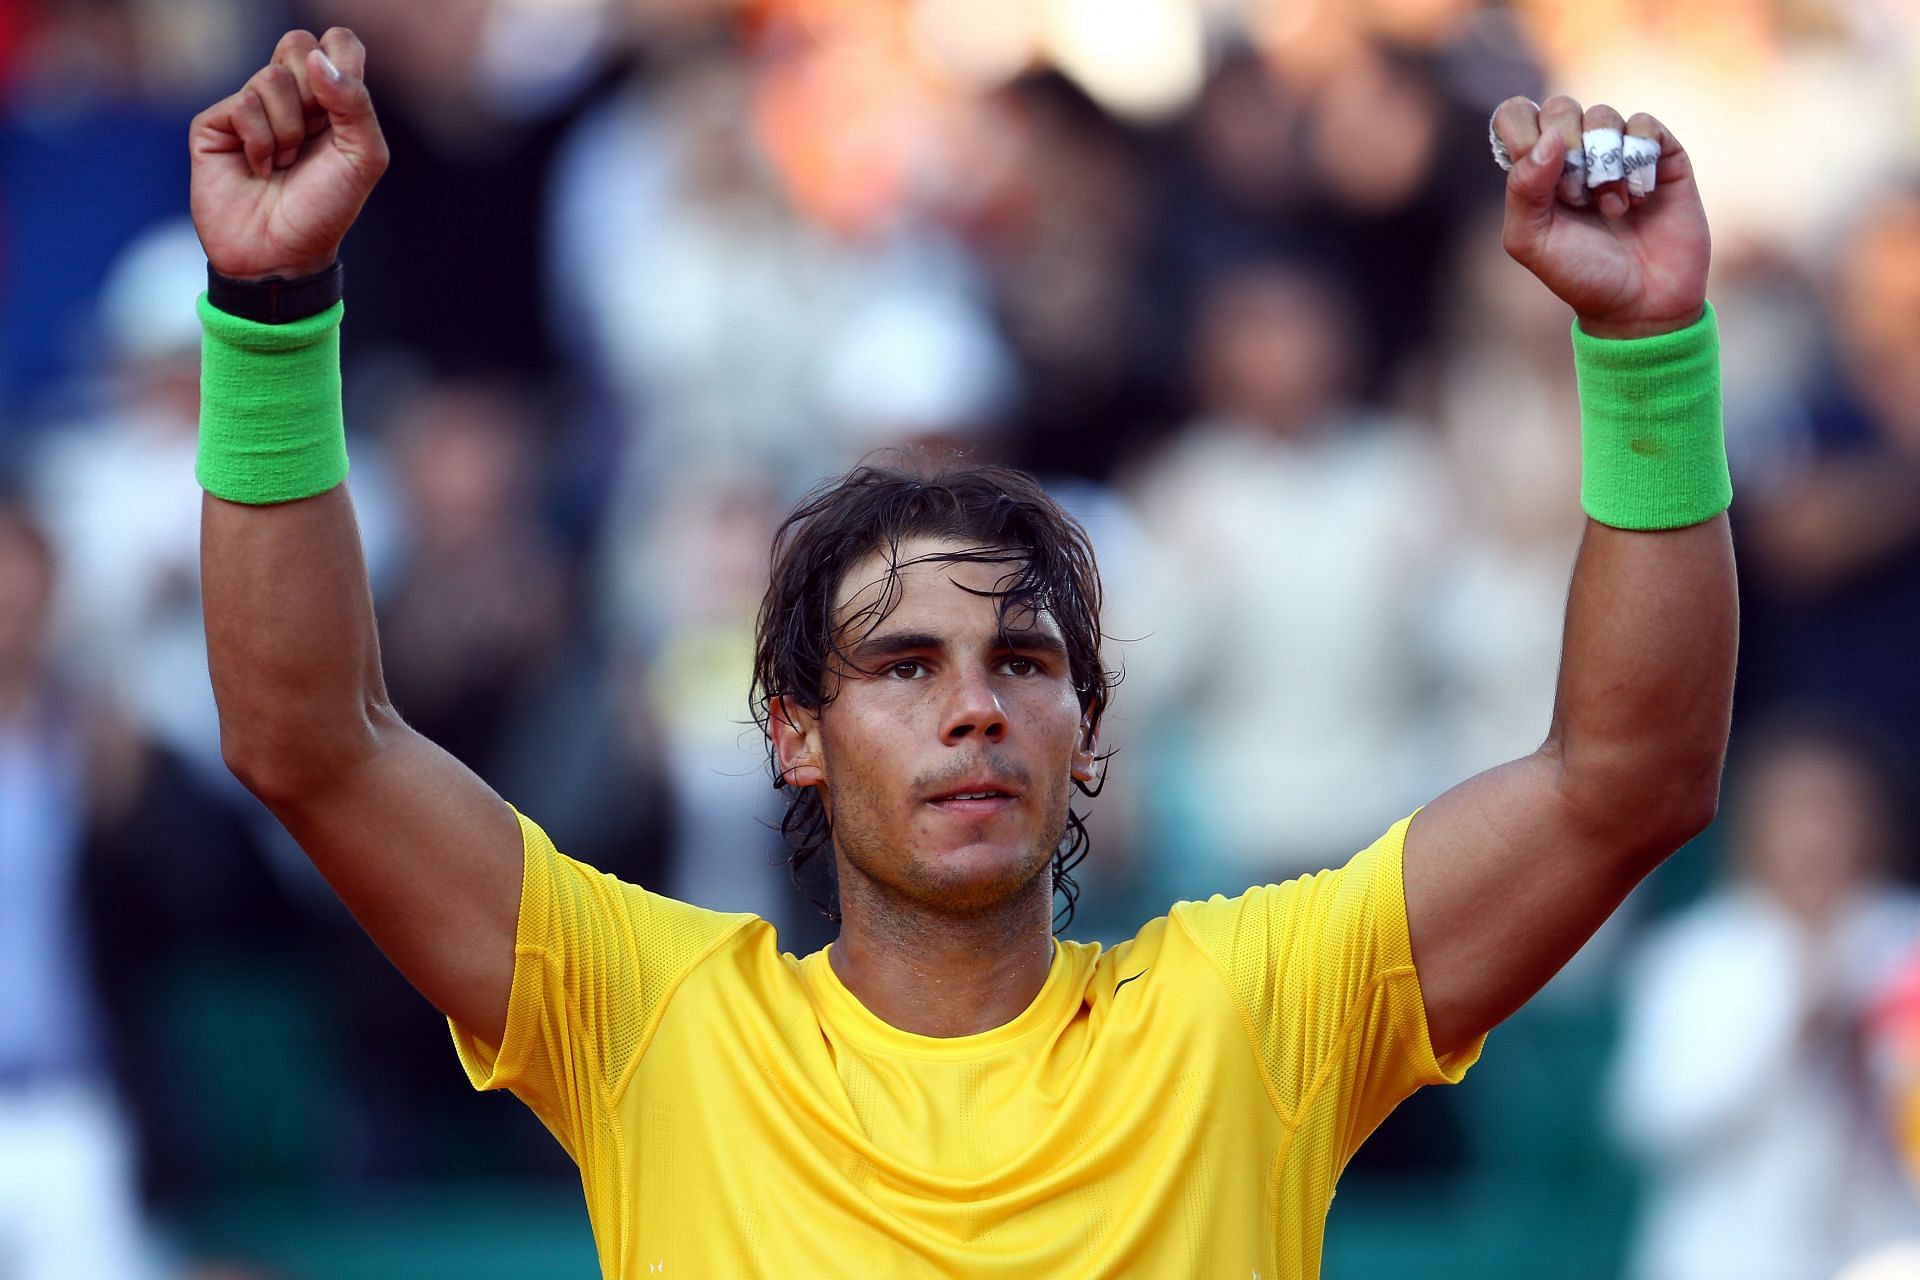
316, 51, 342, 83
1601, 192, 1626, 219
1531, 135, 1554, 165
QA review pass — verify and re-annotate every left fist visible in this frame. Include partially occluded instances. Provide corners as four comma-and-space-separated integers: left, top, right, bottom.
1492, 95, 1709, 339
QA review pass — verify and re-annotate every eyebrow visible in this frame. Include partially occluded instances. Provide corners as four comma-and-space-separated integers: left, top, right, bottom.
845, 631, 946, 666
844, 628, 1070, 668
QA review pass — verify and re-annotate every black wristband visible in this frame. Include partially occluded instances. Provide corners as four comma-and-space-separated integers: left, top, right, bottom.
206, 260, 344, 324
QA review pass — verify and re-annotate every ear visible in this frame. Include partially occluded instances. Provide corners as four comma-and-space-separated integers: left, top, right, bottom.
768, 695, 827, 789
1070, 710, 1101, 786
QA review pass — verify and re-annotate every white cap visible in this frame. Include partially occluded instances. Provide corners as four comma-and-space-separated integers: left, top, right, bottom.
97, 216, 207, 367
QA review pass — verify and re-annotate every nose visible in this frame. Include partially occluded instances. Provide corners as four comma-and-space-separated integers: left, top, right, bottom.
941, 667, 1008, 745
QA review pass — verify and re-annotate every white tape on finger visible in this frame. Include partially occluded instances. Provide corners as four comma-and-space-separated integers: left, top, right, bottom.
1622, 135, 1660, 196
1488, 108, 1515, 171
1487, 100, 1541, 172
1487, 105, 1656, 206
1558, 144, 1590, 205
1583, 128, 1625, 186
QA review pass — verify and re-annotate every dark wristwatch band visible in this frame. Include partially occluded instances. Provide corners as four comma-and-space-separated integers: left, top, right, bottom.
206, 260, 344, 324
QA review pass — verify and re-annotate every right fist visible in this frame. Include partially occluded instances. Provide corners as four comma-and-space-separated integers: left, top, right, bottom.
189, 28, 388, 281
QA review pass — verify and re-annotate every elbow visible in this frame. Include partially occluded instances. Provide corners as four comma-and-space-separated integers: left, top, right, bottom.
219, 738, 311, 807
1556, 742, 1725, 864
1639, 750, 1723, 848
1639, 787, 1719, 863
1625, 777, 1722, 859
219, 702, 398, 805
1671, 781, 1722, 844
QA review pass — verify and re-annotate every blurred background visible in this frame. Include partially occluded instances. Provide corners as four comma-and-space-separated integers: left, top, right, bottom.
4, 0, 1920, 1276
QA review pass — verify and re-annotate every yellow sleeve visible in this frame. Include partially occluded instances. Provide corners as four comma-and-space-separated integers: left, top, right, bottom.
447, 809, 752, 1163
1173, 815, 1482, 1167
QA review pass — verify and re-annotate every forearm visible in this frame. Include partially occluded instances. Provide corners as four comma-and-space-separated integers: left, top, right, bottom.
196, 299, 393, 795
1545, 311, 1737, 850
1547, 516, 1735, 844
203, 484, 395, 794
1408, 95, 1731, 1055
184, 28, 525, 1041
1403, 315, 1738, 1052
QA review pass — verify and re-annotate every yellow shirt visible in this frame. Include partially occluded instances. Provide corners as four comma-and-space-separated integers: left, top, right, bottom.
451, 811, 1481, 1278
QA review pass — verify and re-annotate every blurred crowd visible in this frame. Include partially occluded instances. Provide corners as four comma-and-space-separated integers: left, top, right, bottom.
4, 0, 1920, 1276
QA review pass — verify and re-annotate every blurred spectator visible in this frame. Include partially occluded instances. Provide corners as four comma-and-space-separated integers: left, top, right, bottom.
1872, 940, 1920, 1201
0, 0, 284, 419
1121, 258, 1453, 888
1735, 188, 1920, 766
376, 378, 574, 773
0, 497, 149, 1278
1522, 0, 1911, 262
598, 465, 820, 943
973, 72, 1171, 480
25, 218, 222, 780
1423, 225, 1582, 772
1609, 714, 1920, 1280
27, 216, 401, 787
1170, 22, 1529, 409
303, 0, 613, 381
0, 495, 294, 1275
548, 36, 996, 489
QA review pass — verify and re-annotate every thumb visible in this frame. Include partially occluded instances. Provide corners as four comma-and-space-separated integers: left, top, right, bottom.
307, 48, 384, 167
1502, 129, 1562, 261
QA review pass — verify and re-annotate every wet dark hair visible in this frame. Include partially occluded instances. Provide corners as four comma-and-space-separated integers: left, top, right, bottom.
750, 454, 1117, 931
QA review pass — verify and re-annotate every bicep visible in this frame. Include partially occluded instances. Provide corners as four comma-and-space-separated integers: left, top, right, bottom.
1403, 752, 1646, 1059
262, 716, 523, 1044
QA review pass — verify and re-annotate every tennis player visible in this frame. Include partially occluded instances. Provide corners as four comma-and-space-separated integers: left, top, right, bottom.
192, 28, 1736, 1278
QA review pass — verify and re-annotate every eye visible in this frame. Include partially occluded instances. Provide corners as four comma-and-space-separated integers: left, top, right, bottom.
1000, 656, 1039, 676
888, 660, 925, 680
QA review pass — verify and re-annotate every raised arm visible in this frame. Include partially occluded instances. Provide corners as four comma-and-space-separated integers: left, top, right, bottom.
1404, 96, 1736, 1058
195, 28, 521, 1043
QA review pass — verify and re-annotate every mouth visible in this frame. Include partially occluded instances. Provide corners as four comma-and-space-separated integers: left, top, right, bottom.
924, 783, 1021, 817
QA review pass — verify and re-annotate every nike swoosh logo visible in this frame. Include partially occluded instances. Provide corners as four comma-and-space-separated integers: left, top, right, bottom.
1114, 970, 1148, 997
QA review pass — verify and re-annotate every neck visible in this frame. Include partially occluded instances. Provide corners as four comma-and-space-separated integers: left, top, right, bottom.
828, 869, 1056, 1038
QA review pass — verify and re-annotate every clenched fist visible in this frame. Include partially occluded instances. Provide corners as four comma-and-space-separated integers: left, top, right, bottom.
1491, 95, 1709, 340
189, 28, 388, 282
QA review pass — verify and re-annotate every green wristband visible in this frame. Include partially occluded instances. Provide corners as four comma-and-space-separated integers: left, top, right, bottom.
1571, 301, 1731, 530
196, 293, 348, 504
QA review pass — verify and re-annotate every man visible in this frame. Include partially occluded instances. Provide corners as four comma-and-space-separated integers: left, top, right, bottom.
1611, 716, 1920, 1279
0, 502, 150, 1280
192, 28, 1735, 1278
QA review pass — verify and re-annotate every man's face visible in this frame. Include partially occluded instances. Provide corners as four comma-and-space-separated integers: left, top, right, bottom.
771, 535, 1099, 920
1739, 743, 1887, 926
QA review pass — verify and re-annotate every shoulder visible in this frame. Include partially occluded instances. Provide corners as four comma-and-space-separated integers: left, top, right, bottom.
656, 912, 806, 1014
513, 809, 761, 975
1168, 874, 1324, 948
1171, 818, 1414, 951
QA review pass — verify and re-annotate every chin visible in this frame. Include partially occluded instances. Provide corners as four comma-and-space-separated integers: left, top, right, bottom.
901, 840, 1053, 912
832, 802, 1065, 917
